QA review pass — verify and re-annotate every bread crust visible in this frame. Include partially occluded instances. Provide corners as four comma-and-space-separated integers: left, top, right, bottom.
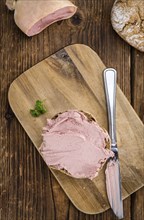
111, 0, 144, 52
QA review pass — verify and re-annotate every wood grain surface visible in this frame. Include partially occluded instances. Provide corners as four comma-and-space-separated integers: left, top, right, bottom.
0, 0, 144, 220
8, 44, 144, 215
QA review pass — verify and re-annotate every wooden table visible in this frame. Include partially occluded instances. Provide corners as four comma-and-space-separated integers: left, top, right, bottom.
1, 0, 144, 219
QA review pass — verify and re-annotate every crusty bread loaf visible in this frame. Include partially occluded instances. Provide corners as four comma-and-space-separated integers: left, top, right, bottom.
111, 0, 144, 52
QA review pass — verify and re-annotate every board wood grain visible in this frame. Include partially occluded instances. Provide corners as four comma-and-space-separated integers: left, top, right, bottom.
8, 44, 144, 214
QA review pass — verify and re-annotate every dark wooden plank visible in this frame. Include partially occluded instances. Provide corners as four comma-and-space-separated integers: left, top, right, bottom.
131, 48, 144, 220
131, 49, 144, 123
51, 174, 69, 220
131, 188, 144, 220
1, 0, 143, 219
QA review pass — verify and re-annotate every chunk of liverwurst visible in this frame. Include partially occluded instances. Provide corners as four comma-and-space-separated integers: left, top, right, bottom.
6, 0, 77, 36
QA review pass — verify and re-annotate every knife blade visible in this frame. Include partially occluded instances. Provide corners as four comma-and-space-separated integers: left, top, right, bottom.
103, 68, 124, 219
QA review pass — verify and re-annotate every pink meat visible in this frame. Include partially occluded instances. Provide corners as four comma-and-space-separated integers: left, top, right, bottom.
6, 0, 77, 36
40, 110, 114, 179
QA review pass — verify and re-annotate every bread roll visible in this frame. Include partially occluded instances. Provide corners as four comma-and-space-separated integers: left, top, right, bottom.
111, 0, 144, 52
40, 110, 114, 180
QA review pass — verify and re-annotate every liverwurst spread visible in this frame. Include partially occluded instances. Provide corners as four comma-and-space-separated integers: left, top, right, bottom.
40, 110, 114, 179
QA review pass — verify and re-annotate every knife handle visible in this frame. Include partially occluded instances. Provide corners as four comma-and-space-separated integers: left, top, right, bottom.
103, 68, 117, 147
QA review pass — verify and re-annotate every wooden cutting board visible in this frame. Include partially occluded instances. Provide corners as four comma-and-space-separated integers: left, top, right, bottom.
8, 44, 144, 214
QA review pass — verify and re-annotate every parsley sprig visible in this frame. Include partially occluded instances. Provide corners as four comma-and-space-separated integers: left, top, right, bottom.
30, 100, 47, 117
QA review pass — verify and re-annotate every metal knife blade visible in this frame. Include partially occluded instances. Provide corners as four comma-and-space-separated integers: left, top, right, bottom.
103, 68, 124, 219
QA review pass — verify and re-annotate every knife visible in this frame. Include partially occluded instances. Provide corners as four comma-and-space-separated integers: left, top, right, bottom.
103, 68, 124, 219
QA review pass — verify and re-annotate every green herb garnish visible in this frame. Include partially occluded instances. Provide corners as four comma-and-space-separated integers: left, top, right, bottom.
30, 100, 47, 117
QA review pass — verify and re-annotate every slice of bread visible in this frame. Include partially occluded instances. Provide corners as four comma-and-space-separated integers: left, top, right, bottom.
40, 110, 113, 180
